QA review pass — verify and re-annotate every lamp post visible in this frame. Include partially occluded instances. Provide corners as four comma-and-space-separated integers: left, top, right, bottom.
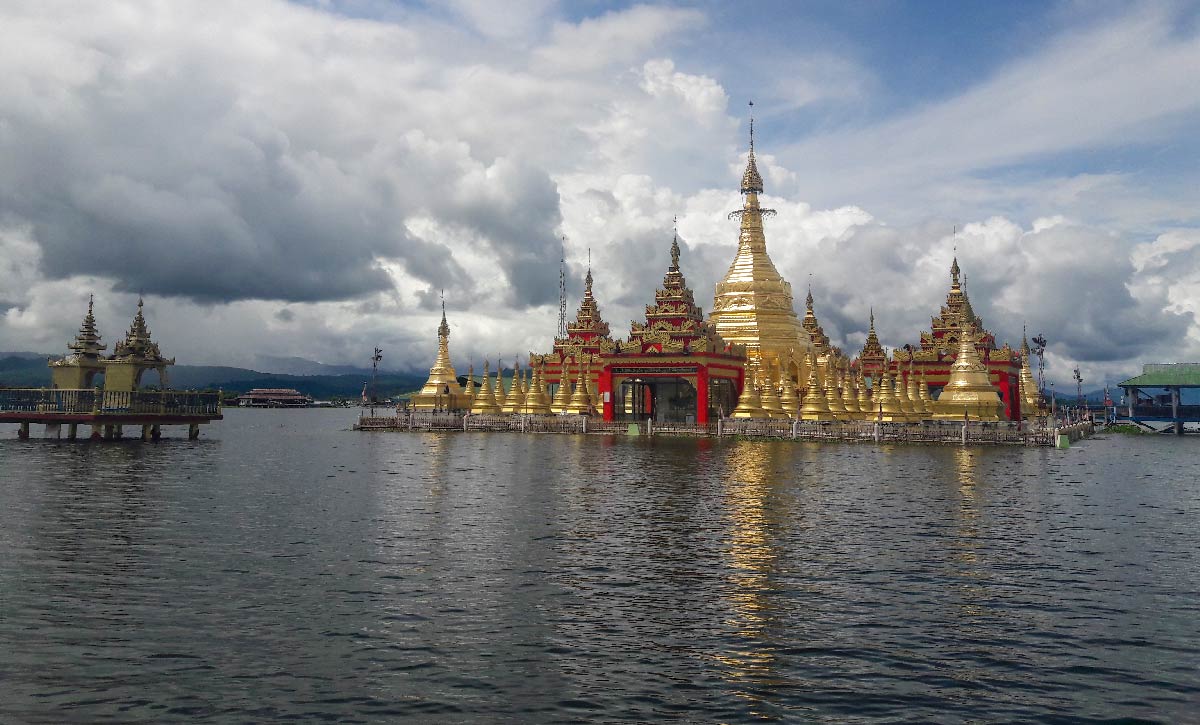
370, 347, 382, 418
1049, 381, 1056, 423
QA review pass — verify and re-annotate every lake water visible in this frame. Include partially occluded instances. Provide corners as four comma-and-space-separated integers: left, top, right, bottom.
1, 410, 1197, 722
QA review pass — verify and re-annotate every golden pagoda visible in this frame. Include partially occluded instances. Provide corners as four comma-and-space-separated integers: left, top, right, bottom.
842, 372, 861, 416
856, 370, 871, 414
731, 364, 766, 418
858, 308, 888, 381
411, 298, 469, 411
551, 371, 572, 413
470, 359, 501, 414
779, 363, 800, 418
932, 327, 1005, 421
872, 369, 907, 422
709, 113, 812, 379
907, 363, 930, 418
824, 368, 848, 420
759, 363, 788, 419
564, 365, 592, 415
500, 359, 523, 413
49, 295, 108, 389
799, 360, 835, 421
102, 297, 176, 391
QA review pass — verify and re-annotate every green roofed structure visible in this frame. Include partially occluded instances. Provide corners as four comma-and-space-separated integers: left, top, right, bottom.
1118, 363, 1200, 435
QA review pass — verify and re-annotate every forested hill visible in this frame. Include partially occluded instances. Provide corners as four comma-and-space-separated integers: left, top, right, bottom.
0, 355, 426, 400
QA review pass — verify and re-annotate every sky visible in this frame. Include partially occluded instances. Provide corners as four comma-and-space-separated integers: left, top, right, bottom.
1, 0, 1198, 387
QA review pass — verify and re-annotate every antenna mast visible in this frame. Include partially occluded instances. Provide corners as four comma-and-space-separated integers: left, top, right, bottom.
557, 237, 568, 339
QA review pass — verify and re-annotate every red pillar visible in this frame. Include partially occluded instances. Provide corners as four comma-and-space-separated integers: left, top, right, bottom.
994, 368, 1014, 420
600, 364, 614, 422
696, 365, 709, 425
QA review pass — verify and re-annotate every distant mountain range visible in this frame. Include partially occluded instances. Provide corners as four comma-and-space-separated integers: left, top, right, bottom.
0, 354, 426, 400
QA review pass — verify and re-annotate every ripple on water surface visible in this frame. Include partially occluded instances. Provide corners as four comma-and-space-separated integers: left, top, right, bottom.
1, 410, 1198, 722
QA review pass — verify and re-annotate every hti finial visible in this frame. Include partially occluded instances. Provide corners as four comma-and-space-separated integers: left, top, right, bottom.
748, 100, 755, 152
437, 289, 449, 338
670, 224, 680, 269
869, 306, 875, 328
740, 102, 764, 194
88, 294, 94, 314
806, 279, 814, 311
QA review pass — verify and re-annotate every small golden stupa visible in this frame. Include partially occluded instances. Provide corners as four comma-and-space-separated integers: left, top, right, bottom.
469, 359, 501, 414
799, 360, 835, 421
731, 365, 766, 418
932, 326, 1005, 421
411, 297, 468, 411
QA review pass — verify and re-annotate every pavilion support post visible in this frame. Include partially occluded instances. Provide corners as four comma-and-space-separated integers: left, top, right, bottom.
68, 423, 78, 440
188, 423, 200, 440
151, 425, 161, 441
90, 424, 102, 440
1128, 387, 1136, 418
1171, 386, 1182, 435
18, 422, 30, 440
142, 424, 152, 441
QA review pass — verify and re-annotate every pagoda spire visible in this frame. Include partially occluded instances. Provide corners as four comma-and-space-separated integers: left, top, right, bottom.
709, 106, 810, 367
67, 294, 106, 358
412, 292, 466, 411
438, 290, 449, 339
741, 103, 764, 194
670, 217, 681, 270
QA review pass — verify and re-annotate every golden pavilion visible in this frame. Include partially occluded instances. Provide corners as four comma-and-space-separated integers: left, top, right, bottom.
49, 296, 175, 392
409, 114, 1045, 425
1, 296, 221, 441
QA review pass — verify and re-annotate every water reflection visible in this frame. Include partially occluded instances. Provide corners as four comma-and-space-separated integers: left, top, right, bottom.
951, 448, 989, 622
717, 441, 787, 718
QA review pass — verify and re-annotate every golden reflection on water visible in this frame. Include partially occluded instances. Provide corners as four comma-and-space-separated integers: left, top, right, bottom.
952, 447, 989, 620
715, 441, 786, 716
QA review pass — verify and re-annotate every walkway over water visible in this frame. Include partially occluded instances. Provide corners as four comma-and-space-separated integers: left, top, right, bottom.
0, 388, 222, 439
1119, 363, 1200, 435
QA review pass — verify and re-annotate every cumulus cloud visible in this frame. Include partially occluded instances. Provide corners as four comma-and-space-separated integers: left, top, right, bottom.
0, 0, 1197, 387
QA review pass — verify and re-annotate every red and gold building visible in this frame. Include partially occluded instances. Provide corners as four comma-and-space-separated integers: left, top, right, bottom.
410, 116, 1041, 424
861, 258, 1026, 420
532, 234, 746, 424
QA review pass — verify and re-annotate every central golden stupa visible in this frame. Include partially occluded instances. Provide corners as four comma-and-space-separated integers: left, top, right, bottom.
708, 117, 813, 380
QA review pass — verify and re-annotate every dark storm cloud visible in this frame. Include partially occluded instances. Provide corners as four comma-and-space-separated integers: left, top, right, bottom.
0, 5, 560, 307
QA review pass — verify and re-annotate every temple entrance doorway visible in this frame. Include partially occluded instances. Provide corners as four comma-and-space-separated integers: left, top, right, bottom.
616, 376, 697, 423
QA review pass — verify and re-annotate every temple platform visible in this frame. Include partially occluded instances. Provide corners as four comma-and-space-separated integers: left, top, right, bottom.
356, 411, 1089, 447
1, 388, 223, 440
